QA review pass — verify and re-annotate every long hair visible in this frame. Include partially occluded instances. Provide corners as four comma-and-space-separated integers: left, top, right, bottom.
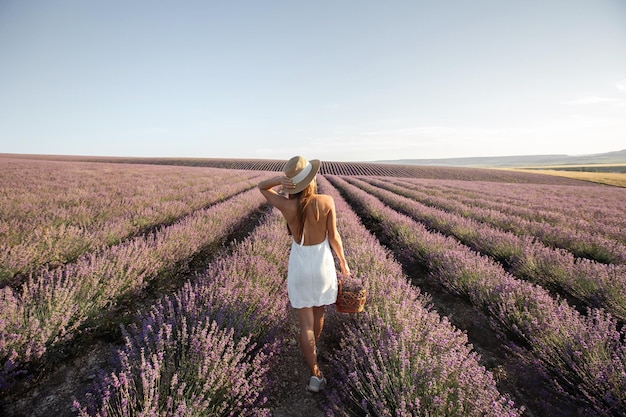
287, 179, 317, 237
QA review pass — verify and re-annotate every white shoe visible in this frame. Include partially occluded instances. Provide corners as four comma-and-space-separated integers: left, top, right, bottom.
307, 375, 327, 392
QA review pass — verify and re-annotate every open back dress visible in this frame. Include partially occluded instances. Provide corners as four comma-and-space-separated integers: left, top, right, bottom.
287, 216, 338, 309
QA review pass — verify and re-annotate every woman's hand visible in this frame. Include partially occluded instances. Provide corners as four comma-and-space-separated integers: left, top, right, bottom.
340, 261, 351, 277
280, 176, 295, 191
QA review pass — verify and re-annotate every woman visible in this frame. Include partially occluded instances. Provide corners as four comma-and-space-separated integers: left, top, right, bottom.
258, 156, 350, 392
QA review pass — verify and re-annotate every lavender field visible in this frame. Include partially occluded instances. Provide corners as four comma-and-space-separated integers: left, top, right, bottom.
1, 155, 625, 416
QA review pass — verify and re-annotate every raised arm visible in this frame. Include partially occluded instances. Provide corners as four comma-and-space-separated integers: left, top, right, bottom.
258, 175, 294, 209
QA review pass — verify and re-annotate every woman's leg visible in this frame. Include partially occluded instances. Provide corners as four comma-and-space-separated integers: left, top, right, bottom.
313, 305, 325, 345
296, 307, 322, 378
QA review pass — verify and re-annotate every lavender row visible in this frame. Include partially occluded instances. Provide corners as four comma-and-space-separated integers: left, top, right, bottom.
0, 187, 266, 389
0, 158, 265, 282
345, 176, 626, 322
367, 177, 626, 265
425, 174, 625, 217
75, 210, 302, 416
397, 177, 626, 241
74, 209, 296, 416
399, 179, 626, 243
317, 177, 521, 416
328, 175, 626, 416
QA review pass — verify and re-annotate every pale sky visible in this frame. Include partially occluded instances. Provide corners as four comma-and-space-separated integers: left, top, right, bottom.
1, 0, 625, 162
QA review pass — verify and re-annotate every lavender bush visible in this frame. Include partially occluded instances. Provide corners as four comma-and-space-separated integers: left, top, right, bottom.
0, 187, 269, 389
366, 177, 626, 264
318, 177, 522, 416
74, 307, 272, 416
73, 209, 295, 416
328, 175, 626, 416
394, 177, 626, 243
327, 314, 519, 416
0, 158, 264, 284
344, 176, 626, 322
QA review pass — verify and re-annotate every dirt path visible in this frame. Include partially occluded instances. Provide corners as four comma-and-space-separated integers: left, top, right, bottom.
1, 340, 115, 416
266, 309, 328, 417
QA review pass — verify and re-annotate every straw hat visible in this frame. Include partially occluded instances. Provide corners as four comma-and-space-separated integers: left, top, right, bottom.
283, 156, 320, 194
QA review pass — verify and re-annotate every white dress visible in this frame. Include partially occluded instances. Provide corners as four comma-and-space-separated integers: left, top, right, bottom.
287, 230, 338, 309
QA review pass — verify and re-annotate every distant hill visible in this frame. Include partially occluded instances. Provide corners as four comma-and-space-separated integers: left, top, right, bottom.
376, 149, 626, 167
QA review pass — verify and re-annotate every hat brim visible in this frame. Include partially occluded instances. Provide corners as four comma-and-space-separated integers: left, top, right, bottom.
285, 159, 321, 194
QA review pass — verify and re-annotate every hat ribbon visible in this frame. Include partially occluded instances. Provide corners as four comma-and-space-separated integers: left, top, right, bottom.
290, 162, 312, 184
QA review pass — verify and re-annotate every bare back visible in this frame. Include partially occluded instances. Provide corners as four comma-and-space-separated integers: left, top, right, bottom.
258, 174, 349, 276
284, 194, 334, 246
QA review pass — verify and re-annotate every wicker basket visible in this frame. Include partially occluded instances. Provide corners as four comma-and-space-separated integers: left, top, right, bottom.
336, 281, 366, 313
